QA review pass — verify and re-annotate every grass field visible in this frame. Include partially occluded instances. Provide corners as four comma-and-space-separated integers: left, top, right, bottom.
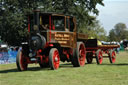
0, 51, 128, 85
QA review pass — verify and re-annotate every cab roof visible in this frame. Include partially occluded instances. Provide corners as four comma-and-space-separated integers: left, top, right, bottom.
28, 10, 73, 18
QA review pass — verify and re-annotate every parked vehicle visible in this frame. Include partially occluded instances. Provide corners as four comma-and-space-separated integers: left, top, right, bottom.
16, 10, 119, 71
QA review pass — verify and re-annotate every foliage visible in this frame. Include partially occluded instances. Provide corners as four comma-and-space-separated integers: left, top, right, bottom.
0, 0, 28, 45
79, 19, 107, 41
0, 0, 104, 45
109, 23, 128, 42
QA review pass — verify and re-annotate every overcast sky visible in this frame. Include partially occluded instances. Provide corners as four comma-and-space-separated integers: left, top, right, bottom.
97, 0, 128, 35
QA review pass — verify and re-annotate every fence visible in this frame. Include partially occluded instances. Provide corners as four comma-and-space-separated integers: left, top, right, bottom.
0, 50, 17, 64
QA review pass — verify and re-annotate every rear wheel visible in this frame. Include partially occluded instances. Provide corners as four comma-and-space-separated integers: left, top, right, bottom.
86, 52, 93, 64
16, 49, 28, 71
109, 49, 116, 63
96, 49, 103, 64
72, 42, 86, 67
49, 48, 60, 70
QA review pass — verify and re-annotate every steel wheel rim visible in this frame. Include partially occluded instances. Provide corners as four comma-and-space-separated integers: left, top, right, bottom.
53, 50, 60, 69
112, 51, 116, 63
79, 44, 85, 66
98, 51, 103, 64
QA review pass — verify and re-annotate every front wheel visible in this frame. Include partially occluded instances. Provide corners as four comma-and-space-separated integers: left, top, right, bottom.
16, 49, 28, 71
49, 48, 60, 70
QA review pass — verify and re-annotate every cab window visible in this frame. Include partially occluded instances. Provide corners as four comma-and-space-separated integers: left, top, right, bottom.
52, 16, 65, 31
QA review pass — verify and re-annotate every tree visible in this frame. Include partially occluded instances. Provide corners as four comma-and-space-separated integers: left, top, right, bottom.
0, 0, 104, 45
79, 19, 107, 41
50, 0, 104, 28
109, 23, 128, 42
0, 0, 28, 45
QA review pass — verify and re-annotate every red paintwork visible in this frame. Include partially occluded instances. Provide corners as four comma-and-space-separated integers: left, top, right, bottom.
97, 50, 103, 64
79, 44, 86, 66
63, 48, 73, 61
112, 51, 116, 63
49, 15, 51, 42
39, 49, 42, 53
63, 49, 70, 59
24, 49, 49, 64
53, 49, 60, 69
69, 49, 73, 55
85, 45, 118, 64
86, 47, 115, 57
52, 25, 55, 30
36, 50, 49, 64
49, 44, 54, 47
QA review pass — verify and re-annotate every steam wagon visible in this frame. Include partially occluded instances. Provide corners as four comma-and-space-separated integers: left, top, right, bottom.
16, 10, 119, 71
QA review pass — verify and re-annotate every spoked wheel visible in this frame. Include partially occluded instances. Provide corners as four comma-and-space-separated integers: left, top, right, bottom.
49, 48, 60, 70
109, 49, 116, 63
86, 52, 93, 64
96, 49, 103, 64
72, 42, 86, 67
16, 49, 28, 71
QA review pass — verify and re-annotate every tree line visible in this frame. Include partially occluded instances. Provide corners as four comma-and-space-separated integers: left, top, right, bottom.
0, 0, 127, 46
109, 23, 128, 42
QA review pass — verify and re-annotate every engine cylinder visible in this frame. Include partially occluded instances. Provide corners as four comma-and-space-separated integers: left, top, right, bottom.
30, 33, 46, 51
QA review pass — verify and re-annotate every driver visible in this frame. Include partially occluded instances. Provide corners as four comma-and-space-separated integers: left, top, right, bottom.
41, 24, 48, 30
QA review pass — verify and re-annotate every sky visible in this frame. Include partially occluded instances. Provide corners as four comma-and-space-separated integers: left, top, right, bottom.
97, 0, 128, 35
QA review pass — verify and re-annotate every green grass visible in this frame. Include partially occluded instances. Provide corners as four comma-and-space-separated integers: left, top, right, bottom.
0, 51, 128, 85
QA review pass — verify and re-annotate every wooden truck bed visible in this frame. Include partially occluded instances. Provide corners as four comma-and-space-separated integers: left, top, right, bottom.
85, 39, 120, 51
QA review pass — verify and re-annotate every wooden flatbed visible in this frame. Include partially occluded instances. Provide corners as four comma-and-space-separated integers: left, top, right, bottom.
84, 39, 120, 64
86, 45, 119, 51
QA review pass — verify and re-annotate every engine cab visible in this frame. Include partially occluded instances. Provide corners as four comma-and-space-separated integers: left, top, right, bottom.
28, 10, 77, 49
27, 10, 78, 58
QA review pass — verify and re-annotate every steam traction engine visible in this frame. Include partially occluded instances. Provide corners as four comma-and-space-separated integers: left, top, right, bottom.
16, 10, 119, 71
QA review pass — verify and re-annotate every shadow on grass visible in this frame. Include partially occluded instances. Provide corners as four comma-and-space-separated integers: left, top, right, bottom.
101, 63, 128, 66
2, 62, 121, 73
60, 62, 96, 68
0, 68, 18, 73
0, 63, 78, 73
0, 66, 50, 74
